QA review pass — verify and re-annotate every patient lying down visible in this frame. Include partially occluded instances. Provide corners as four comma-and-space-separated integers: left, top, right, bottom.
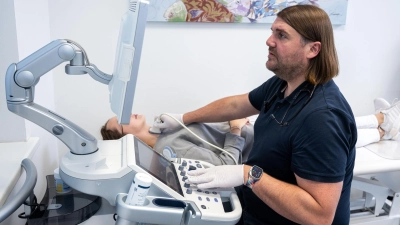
100, 114, 254, 166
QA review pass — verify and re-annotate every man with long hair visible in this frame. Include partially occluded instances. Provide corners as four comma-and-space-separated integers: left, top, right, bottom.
154, 5, 357, 225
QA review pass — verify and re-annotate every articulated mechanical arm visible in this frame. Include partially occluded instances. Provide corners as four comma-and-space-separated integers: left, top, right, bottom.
5, 39, 112, 155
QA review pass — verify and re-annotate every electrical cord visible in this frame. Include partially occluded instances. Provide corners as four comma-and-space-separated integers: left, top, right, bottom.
17, 195, 46, 220
159, 113, 240, 165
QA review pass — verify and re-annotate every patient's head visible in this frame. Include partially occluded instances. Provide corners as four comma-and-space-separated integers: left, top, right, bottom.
101, 114, 148, 140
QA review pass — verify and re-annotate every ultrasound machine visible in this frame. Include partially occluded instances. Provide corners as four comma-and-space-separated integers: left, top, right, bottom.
4, 0, 241, 224
61, 134, 241, 225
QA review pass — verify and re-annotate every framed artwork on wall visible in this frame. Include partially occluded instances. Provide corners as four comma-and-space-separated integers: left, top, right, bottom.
147, 0, 348, 25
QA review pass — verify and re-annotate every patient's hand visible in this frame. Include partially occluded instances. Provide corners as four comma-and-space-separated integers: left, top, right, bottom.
229, 118, 250, 135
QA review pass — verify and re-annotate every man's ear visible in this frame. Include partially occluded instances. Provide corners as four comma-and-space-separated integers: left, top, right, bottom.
306, 42, 321, 59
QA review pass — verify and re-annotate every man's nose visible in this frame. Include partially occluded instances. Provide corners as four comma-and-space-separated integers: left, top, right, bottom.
266, 35, 274, 47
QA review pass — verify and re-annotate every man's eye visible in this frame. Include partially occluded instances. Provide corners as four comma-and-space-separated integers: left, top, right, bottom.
278, 33, 285, 39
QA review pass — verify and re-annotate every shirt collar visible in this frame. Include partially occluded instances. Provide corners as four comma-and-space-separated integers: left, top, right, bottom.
277, 80, 313, 105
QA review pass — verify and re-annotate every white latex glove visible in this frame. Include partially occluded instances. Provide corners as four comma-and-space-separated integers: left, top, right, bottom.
186, 165, 244, 189
152, 113, 184, 131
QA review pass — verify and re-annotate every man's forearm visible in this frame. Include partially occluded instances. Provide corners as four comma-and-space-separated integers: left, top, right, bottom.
243, 165, 339, 225
183, 97, 236, 124
183, 93, 257, 124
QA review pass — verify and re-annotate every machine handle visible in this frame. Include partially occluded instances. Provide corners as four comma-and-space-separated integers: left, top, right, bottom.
226, 191, 242, 220
0, 158, 37, 222
115, 194, 186, 225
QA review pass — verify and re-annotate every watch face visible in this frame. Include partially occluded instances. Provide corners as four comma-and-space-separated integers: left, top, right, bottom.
251, 166, 263, 179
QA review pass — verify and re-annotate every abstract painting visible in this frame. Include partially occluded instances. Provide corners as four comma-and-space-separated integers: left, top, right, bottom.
147, 0, 348, 24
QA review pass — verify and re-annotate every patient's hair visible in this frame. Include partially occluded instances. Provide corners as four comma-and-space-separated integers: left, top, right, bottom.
100, 121, 124, 140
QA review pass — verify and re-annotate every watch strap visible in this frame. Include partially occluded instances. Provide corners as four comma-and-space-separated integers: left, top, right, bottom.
245, 176, 257, 189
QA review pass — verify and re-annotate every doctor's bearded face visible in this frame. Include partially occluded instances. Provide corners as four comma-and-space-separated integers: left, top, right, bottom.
107, 114, 147, 136
265, 17, 309, 81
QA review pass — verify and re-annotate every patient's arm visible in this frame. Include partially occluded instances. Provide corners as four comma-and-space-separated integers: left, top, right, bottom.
185, 120, 248, 165
181, 133, 245, 166
219, 132, 245, 164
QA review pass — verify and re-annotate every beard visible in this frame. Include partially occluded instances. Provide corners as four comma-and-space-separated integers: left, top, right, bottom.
266, 50, 306, 82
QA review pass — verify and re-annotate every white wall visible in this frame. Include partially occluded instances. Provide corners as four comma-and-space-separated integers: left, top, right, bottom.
47, 0, 400, 158
334, 1, 400, 113
0, 0, 27, 142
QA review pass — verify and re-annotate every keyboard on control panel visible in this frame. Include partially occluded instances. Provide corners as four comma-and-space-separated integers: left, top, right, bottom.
174, 159, 226, 214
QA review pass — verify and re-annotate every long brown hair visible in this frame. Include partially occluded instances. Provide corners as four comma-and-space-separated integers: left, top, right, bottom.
278, 5, 339, 84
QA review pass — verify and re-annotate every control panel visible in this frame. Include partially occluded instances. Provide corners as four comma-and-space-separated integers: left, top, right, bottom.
174, 158, 227, 219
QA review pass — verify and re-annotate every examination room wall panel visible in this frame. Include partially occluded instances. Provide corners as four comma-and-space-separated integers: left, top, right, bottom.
47, 0, 400, 156
0, 0, 26, 142
334, 0, 400, 116
0, 0, 59, 224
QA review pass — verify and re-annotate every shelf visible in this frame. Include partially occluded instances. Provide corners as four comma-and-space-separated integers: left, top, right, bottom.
27, 175, 101, 225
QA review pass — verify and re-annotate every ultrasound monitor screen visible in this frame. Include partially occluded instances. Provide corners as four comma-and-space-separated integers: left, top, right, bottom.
134, 138, 183, 196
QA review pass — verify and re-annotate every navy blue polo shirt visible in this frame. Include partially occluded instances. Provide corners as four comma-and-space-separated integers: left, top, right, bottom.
241, 76, 357, 224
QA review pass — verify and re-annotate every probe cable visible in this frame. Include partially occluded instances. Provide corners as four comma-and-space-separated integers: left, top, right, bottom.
160, 113, 239, 165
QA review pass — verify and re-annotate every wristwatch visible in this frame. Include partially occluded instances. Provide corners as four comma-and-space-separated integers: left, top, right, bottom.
245, 165, 263, 189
